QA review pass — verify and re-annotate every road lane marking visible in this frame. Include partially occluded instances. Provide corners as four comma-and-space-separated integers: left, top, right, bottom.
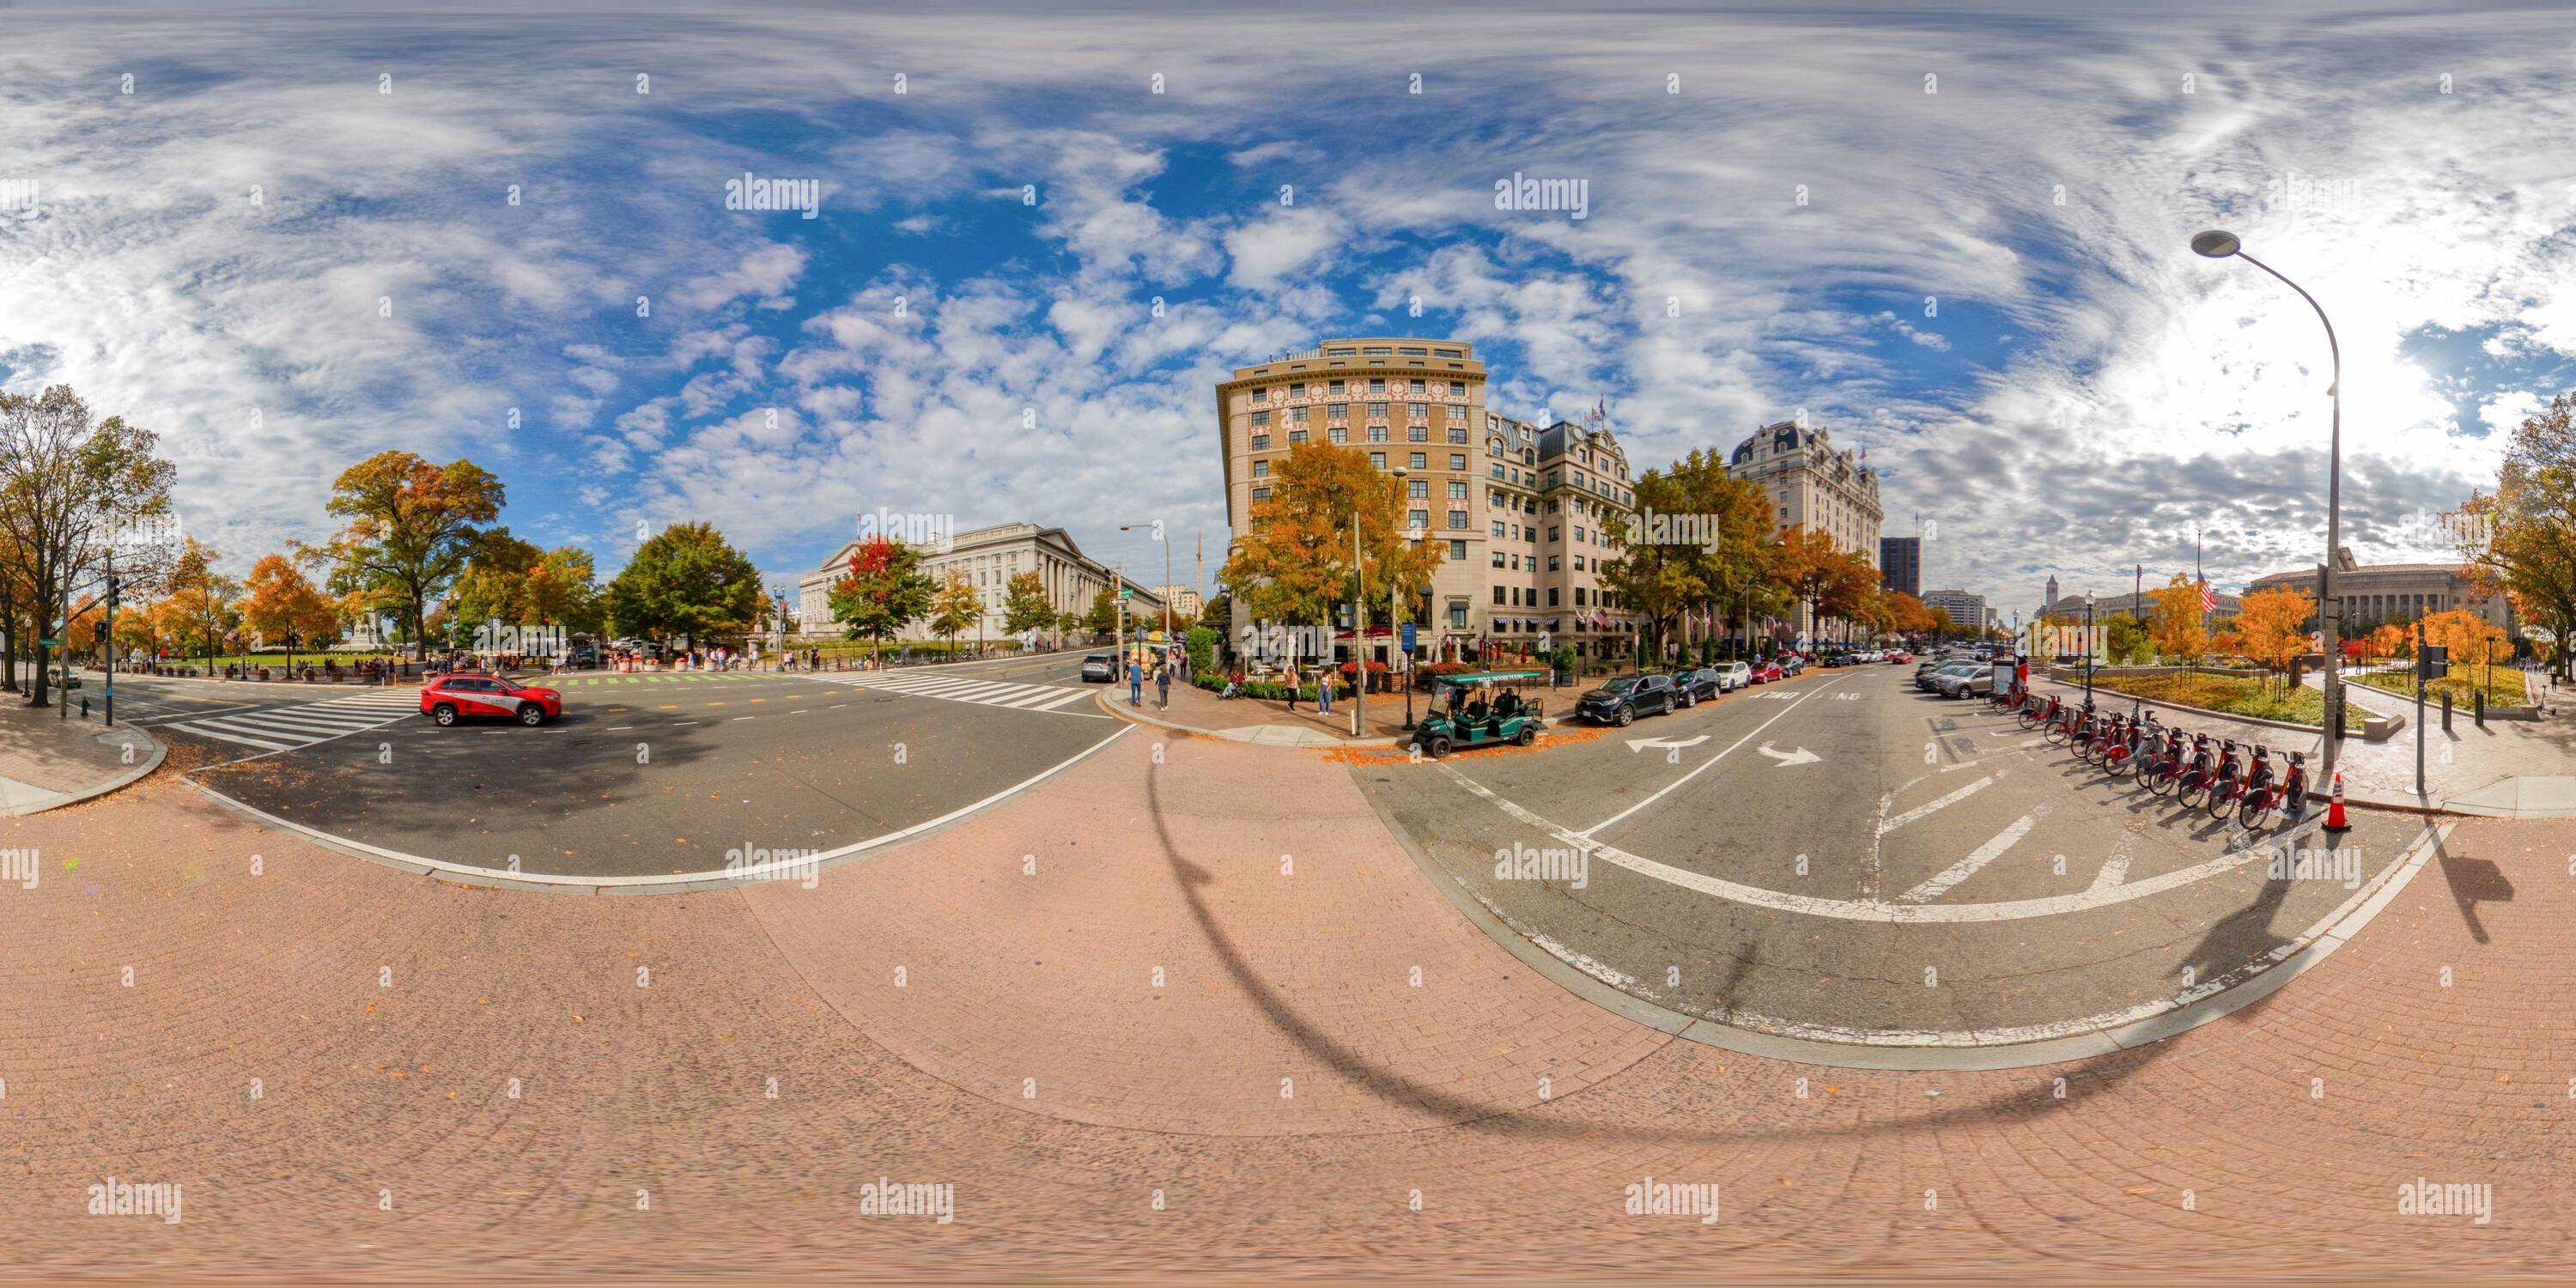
1577, 677, 1844, 837
1900, 806, 2050, 902
1876, 775, 1995, 836
2089, 837, 2133, 890
1444, 767, 2343, 923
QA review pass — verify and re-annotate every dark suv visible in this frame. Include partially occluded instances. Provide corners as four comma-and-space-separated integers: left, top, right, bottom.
1670, 667, 1722, 703
1576, 674, 1681, 726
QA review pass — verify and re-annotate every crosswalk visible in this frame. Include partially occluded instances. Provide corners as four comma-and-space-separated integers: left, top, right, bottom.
817, 671, 1101, 714
167, 689, 423, 755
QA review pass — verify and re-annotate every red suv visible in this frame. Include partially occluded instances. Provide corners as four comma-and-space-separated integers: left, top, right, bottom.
421, 673, 562, 726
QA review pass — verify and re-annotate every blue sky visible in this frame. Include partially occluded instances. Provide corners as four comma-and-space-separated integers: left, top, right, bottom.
3, 1, 2571, 620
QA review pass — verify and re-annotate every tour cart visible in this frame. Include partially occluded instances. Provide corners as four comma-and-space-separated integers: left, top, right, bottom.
1413, 669, 1549, 757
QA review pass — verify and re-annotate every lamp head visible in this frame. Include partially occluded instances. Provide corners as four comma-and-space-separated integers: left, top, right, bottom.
2190, 229, 2241, 258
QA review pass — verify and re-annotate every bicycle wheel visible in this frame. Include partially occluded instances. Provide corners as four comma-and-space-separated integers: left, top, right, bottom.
2238, 792, 2273, 830
2205, 784, 2237, 818
2177, 776, 2208, 809
2145, 763, 2176, 796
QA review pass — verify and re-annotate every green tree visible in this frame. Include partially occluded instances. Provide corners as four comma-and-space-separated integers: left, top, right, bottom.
304, 452, 504, 660
604, 522, 763, 647
0, 386, 178, 704
1001, 569, 1055, 640
1084, 586, 1119, 635
161, 537, 241, 675
824, 536, 934, 649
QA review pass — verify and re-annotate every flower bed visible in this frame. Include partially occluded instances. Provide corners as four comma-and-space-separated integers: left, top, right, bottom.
2346, 665, 2529, 708
2085, 671, 2365, 732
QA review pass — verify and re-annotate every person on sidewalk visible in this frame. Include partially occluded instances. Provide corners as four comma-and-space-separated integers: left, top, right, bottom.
1317, 665, 1334, 717
1285, 661, 1302, 713
1156, 660, 1172, 710
1219, 668, 1242, 700
1127, 656, 1144, 707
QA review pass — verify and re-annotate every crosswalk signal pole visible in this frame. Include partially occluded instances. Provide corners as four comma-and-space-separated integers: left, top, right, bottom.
2414, 619, 2427, 799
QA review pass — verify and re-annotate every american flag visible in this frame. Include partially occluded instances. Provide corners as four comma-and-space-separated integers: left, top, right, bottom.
2196, 578, 2217, 614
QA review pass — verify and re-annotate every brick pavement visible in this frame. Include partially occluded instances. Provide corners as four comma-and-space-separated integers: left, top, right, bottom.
2, 743, 2574, 1279
0, 699, 157, 814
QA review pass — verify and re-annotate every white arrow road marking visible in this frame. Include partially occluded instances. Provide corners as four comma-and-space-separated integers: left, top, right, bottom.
1625, 734, 1711, 754
1756, 741, 1820, 767
1900, 806, 2050, 902
1577, 677, 1843, 837
1875, 774, 1996, 836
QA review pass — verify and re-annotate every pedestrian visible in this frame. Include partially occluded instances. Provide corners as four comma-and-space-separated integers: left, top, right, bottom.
1285, 660, 1302, 713
1127, 655, 1144, 707
1156, 659, 1172, 709
1317, 664, 1334, 716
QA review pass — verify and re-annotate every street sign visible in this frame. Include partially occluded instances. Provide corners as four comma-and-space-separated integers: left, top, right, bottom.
36, 637, 60, 647
1400, 622, 1416, 652
1118, 587, 1133, 600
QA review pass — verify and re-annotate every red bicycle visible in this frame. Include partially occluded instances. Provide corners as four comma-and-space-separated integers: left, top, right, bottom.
2236, 749, 2309, 829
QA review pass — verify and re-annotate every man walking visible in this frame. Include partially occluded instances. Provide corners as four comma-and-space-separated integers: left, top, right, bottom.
1127, 654, 1144, 707
1156, 658, 1172, 710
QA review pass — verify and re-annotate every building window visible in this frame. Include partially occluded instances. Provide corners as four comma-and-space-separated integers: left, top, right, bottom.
1575, 587, 1587, 606
1250, 387, 1267, 403
1409, 380, 1426, 394
1290, 406, 1308, 423
1449, 604, 1468, 629
1409, 402, 1428, 419
1251, 487, 1270, 503
1327, 403, 1346, 421
1411, 508, 1431, 529
1327, 380, 1345, 394
1448, 481, 1467, 500
1492, 550, 1505, 568
1408, 479, 1428, 498
1449, 509, 1468, 530
1369, 379, 1385, 393
1449, 453, 1467, 471
1370, 452, 1386, 469
1493, 586, 1507, 605
1491, 465, 1505, 479
1573, 555, 1585, 570
1250, 433, 1269, 451
1368, 401, 1388, 418
1328, 426, 1347, 444
1449, 540, 1467, 561
1449, 428, 1467, 445
1286, 428, 1306, 444
1408, 425, 1429, 442
1368, 425, 1388, 443
1547, 587, 1560, 606
1547, 555, 1561, 572
1251, 459, 1268, 477
1249, 410, 1269, 428
1449, 382, 1466, 396
1410, 452, 1426, 469
1548, 526, 1561, 542
1492, 521, 1507, 538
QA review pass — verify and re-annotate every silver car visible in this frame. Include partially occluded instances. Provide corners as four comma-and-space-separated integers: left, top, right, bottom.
1934, 662, 1994, 700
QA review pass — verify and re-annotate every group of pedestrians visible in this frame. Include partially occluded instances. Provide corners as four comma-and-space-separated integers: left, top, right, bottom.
1125, 645, 1188, 710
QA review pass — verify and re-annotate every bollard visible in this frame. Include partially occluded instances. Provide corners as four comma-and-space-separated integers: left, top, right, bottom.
2442, 690, 2452, 733
2475, 690, 2486, 729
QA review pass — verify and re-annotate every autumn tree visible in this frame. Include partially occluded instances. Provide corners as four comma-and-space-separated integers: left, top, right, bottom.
826, 535, 934, 651
158, 537, 243, 676
2148, 574, 2211, 665
1001, 570, 1055, 641
1218, 442, 1444, 663
0, 386, 178, 704
928, 568, 979, 647
304, 452, 504, 660
241, 553, 337, 673
1770, 525, 1876, 649
2232, 585, 2316, 686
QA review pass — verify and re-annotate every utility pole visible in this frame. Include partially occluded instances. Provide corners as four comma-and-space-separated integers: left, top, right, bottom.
1352, 519, 1365, 738
2414, 618, 2427, 799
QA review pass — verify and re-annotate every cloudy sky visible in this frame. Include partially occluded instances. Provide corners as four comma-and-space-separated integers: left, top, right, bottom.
3, 1, 2571, 618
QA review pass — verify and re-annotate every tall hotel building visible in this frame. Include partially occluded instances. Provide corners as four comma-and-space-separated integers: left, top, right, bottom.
1729, 419, 1885, 642
1216, 337, 1641, 663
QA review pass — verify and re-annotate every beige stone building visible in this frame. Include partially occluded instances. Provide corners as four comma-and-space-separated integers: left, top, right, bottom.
2245, 548, 2514, 638
1216, 337, 1641, 665
1150, 584, 1205, 625
1728, 420, 1884, 642
799, 521, 1163, 643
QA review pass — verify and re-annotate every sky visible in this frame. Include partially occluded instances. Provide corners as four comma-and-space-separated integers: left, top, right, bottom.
4, 1, 2575, 622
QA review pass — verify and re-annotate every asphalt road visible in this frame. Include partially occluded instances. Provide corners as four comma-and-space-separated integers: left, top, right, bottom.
131, 656, 1122, 880
1354, 661, 2434, 1048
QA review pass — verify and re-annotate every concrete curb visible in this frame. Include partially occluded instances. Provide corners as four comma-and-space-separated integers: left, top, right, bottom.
0, 722, 165, 817
1091, 684, 1593, 749
1358, 768, 2458, 1070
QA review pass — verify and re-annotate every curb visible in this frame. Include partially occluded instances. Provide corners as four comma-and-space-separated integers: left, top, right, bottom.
1091, 685, 1594, 749
1359, 765, 2459, 1070
0, 723, 165, 817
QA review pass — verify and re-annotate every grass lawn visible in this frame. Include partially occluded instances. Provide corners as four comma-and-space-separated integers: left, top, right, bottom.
122, 652, 404, 669
2347, 664, 2529, 708
2087, 671, 2366, 732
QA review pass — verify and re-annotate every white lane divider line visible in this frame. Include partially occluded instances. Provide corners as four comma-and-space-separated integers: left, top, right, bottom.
2089, 835, 2133, 891
1900, 805, 2050, 903
1876, 774, 1996, 836
1577, 677, 1843, 838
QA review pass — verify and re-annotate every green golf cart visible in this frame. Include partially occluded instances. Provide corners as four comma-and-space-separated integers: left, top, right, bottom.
1413, 669, 1549, 757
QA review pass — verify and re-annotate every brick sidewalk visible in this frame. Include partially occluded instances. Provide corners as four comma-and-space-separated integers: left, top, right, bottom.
3, 753, 2574, 1278
0, 698, 156, 814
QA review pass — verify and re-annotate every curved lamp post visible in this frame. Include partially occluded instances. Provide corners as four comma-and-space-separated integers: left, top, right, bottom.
2192, 228, 2344, 789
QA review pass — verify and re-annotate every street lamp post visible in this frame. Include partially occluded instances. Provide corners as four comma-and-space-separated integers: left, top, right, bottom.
1119, 521, 1175, 640
1399, 523, 1424, 731
2194, 228, 2345, 788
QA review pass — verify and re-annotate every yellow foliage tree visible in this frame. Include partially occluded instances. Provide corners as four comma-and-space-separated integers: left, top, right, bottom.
2148, 574, 2209, 665
2231, 586, 2315, 685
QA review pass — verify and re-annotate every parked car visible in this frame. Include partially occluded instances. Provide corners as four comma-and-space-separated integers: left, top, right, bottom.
1915, 658, 1949, 683
1751, 660, 1784, 683
1671, 667, 1722, 703
420, 672, 562, 726
1935, 664, 1994, 700
1575, 674, 1682, 726
1886, 650, 1912, 664
1716, 660, 1753, 691
1778, 654, 1806, 677
1078, 654, 1116, 683
1920, 660, 1979, 692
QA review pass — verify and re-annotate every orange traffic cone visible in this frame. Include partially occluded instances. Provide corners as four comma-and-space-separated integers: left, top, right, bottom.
2324, 770, 2349, 833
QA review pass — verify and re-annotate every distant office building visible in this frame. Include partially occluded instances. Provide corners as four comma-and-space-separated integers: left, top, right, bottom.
2246, 547, 2514, 637
1879, 537, 1920, 598
1151, 585, 1206, 624
1921, 588, 1986, 634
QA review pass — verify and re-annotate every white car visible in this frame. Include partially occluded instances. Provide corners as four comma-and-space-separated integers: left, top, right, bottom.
1717, 660, 1753, 691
